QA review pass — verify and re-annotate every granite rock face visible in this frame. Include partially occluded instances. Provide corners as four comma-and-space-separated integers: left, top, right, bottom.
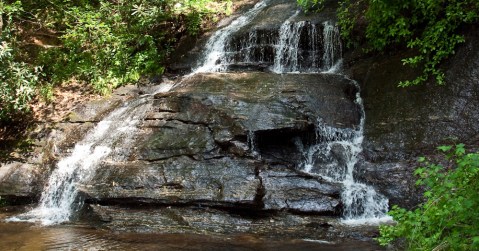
77, 72, 361, 216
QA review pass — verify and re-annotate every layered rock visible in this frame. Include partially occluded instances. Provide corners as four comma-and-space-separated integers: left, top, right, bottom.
77, 72, 360, 217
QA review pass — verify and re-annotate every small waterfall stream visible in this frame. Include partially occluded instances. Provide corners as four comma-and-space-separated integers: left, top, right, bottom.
9, 84, 173, 225
195, 0, 342, 74
272, 10, 302, 73
193, 0, 270, 73
300, 86, 390, 224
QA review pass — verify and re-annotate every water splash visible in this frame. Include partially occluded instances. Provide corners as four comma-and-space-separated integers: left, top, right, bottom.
194, 3, 342, 74
300, 82, 391, 225
9, 83, 174, 225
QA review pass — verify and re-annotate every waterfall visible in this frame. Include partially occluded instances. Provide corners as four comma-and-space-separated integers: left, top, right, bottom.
300, 83, 391, 225
322, 21, 342, 73
195, 0, 389, 222
193, 0, 270, 73
195, 4, 342, 74
271, 11, 303, 73
9, 83, 173, 225
9, 0, 389, 226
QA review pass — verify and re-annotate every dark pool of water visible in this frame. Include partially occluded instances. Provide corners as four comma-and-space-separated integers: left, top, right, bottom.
0, 208, 384, 251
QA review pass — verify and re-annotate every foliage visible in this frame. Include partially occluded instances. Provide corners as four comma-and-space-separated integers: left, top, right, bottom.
0, 2, 43, 121
378, 144, 479, 250
297, 0, 479, 87
296, 0, 325, 11
40, 0, 233, 94
364, 0, 479, 87
0, 196, 6, 207
0, 0, 232, 120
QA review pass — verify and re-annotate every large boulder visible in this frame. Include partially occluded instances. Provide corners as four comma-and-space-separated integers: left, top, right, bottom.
0, 162, 43, 204
80, 157, 260, 207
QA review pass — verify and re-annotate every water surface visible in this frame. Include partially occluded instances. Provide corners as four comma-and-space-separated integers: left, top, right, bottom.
1, 208, 384, 251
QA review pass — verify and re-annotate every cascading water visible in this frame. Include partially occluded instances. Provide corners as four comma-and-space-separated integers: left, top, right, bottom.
271, 11, 302, 73
9, 83, 173, 225
321, 21, 343, 73
195, 3, 389, 224
193, 0, 270, 73
300, 85, 391, 224
9, 0, 389, 227
195, 1, 342, 74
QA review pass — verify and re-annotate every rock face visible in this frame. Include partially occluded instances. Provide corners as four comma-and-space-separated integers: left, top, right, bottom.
0, 85, 140, 203
78, 72, 359, 217
346, 28, 479, 209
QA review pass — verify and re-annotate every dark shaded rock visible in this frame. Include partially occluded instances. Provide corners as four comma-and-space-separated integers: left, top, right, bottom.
139, 120, 217, 160
88, 204, 382, 243
260, 170, 342, 214
154, 72, 360, 131
76, 72, 361, 214
354, 161, 420, 210
346, 27, 479, 209
143, 72, 360, 172
80, 157, 260, 207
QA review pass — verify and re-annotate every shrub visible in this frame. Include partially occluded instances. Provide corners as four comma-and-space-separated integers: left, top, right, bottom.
0, 0, 232, 121
0, 1, 43, 121
378, 144, 479, 250
297, 0, 479, 86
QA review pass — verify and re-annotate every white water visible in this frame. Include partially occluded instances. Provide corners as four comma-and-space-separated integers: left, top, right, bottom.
193, 0, 389, 224
195, 3, 343, 74
300, 83, 391, 225
322, 21, 342, 71
9, 83, 173, 225
193, 0, 270, 73
271, 11, 302, 73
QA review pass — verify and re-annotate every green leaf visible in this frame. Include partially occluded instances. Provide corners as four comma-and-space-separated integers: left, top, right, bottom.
438, 145, 453, 152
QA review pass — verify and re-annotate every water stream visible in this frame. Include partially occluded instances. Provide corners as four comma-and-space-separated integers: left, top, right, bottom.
195, 0, 389, 224
300, 85, 390, 224
8, 84, 173, 225
193, 0, 270, 73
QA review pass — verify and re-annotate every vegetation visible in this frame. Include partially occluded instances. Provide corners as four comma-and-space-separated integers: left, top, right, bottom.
297, 0, 479, 87
0, 0, 232, 122
0, 2, 43, 121
378, 144, 479, 250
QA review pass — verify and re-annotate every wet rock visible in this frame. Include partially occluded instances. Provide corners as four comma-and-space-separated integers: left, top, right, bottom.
260, 170, 342, 214
80, 157, 260, 207
346, 27, 479, 209
354, 161, 421, 210
76, 72, 361, 214
139, 120, 217, 160
88, 204, 381, 242
154, 72, 360, 131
